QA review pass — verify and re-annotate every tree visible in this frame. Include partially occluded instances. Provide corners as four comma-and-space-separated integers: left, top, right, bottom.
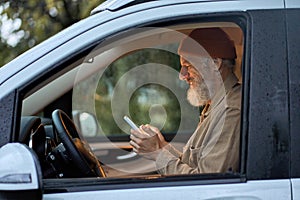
0, 0, 103, 67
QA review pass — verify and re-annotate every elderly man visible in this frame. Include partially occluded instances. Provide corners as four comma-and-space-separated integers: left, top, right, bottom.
130, 28, 241, 174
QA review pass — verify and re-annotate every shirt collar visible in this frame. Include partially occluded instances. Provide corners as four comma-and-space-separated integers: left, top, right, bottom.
209, 72, 239, 109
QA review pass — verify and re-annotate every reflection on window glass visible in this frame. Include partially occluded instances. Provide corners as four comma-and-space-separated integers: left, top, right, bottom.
94, 48, 198, 136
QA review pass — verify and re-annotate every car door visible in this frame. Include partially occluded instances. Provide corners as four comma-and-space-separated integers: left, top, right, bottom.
0, 0, 293, 199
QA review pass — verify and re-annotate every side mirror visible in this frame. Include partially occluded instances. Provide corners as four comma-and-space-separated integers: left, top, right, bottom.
72, 111, 98, 137
0, 143, 42, 200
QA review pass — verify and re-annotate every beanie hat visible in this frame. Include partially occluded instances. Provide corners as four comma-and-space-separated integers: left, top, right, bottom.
178, 28, 236, 59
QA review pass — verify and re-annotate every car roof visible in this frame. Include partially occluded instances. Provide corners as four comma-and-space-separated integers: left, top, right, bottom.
90, 0, 216, 14
90, 0, 286, 14
90, 0, 154, 14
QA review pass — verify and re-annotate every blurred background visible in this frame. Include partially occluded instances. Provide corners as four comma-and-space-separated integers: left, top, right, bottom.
0, 0, 104, 67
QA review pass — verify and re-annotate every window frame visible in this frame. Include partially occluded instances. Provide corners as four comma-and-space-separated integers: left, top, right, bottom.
16, 11, 250, 192
286, 8, 300, 178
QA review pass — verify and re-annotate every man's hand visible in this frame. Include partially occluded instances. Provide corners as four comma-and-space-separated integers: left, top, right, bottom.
129, 124, 168, 160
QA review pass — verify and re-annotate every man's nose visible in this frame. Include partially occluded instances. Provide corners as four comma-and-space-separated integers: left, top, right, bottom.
179, 66, 189, 80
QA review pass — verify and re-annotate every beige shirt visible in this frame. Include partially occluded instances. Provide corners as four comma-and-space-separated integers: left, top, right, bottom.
156, 72, 241, 174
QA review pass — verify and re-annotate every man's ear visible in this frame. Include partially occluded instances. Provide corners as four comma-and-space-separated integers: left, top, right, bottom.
214, 58, 223, 70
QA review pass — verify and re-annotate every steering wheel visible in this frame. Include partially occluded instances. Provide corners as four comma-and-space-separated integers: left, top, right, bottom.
52, 109, 106, 177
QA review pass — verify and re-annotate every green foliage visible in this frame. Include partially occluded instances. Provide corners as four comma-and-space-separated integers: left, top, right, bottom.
0, 0, 104, 67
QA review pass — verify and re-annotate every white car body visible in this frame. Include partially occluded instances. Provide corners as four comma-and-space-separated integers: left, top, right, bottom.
0, 0, 299, 199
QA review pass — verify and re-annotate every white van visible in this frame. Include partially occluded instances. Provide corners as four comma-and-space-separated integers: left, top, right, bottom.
0, 0, 299, 199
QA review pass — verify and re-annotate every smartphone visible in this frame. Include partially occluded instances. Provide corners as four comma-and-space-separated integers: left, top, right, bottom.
123, 115, 139, 131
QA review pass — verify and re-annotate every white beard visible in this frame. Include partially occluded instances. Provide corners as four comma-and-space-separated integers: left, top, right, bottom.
187, 80, 210, 107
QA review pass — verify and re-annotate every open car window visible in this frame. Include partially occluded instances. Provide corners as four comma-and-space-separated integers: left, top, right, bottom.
20, 21, 244, 179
